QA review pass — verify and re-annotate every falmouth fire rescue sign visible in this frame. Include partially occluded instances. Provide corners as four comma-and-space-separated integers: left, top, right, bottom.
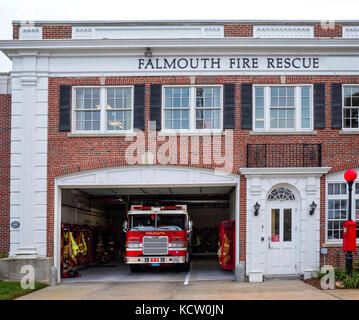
138, 56, 321, 70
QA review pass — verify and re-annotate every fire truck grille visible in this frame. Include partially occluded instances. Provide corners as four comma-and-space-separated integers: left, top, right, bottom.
143, 236, 168, 255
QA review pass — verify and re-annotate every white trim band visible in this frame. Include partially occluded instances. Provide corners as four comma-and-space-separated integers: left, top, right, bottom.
239, 166, 331, 176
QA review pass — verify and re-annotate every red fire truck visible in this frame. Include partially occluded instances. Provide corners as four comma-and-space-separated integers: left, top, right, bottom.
123, 205, 193, 272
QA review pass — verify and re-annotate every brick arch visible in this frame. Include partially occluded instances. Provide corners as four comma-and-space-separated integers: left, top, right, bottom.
48, 159, 223, 179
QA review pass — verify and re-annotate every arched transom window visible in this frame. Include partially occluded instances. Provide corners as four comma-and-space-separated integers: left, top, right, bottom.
267, 187, 295, 201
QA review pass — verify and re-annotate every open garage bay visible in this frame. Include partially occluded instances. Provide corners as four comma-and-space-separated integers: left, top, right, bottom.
60, 185, 237, 283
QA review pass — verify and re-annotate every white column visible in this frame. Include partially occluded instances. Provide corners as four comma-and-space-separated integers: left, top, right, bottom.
14, 52, 39, 258
15, 76, 38, 258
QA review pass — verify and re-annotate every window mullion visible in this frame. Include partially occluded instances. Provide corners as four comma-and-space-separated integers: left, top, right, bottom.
101, 87, 106, 133
220, 86, 223, 130
265, 87, 270, 131
296, 86, 301, 131
191, 87, 196, 130
72, 87, 76, 132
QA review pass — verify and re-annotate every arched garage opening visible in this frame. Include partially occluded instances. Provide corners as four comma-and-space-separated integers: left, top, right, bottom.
54, 166, 240, 283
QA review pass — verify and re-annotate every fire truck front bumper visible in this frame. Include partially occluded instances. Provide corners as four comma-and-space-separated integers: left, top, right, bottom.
125, 256, 187, 264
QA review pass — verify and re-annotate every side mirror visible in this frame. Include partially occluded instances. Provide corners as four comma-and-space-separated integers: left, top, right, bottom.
187, 220, 193, 232
123, 220, 128, 232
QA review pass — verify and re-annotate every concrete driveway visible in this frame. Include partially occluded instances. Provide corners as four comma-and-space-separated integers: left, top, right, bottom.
17, 280, 349, 300
60, 257, 234, 283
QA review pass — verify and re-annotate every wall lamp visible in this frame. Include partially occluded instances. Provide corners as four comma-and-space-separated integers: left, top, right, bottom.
254, 202, 260, 216
309, 201, 317, 215
145, 48, 152, 57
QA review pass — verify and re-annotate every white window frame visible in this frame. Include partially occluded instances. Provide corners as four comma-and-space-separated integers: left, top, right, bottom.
161, 85, 223, 133
325, 180, 359, 244
72, 86, 134, 134
252, 84, 313, 132
342, 84, 359, 131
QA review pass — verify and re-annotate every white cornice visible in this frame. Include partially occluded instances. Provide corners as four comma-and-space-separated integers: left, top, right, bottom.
238, 167, 331, 177
2, 38, 359, 53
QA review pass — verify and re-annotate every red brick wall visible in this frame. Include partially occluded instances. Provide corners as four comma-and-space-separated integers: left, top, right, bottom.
0, 94, 11, 255
324, 247, 359, 268
224, 24, 253, 37
314, 24, 342, 37
46, 75, 359, 258
13, 24, 72, 39
42, 25, 72, 39
13, 25, 19, 39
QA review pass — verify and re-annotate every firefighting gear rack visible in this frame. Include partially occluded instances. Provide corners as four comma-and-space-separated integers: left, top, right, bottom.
61, 223, 117, 278
218, 220, 235, 269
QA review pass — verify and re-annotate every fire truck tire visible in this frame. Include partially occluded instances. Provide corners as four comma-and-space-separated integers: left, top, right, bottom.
178, 262, 190, 272
130, 264, 142, 272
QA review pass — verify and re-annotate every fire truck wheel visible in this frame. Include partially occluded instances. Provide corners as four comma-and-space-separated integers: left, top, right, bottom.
130, 264, 142, 272
178, 262, 190, 272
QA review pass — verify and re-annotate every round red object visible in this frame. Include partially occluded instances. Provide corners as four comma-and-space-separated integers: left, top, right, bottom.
344, 169, 358, 182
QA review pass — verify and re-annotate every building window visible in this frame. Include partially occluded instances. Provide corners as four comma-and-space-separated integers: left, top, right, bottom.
164, 87, 190, 130
267, 187, 295, 201
343, 86, 359, 129
73, 87, 133, 133
162, 86, 222, 131
195, 87, 221, 129
254, 85, 313, 132
270, 87, 295, 129
75, 88, 101, 131
327, 182, 359, 241
107, 88, 133, 131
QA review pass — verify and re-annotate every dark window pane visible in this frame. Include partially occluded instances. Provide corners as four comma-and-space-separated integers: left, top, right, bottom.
283, 209, 292, 242
271, 209, 280, 242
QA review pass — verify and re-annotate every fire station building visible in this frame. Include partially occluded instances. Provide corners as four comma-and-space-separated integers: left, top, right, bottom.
0, 20, 359, 283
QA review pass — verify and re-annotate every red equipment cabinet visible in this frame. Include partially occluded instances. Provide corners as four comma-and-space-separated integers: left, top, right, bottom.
343, 220, 357, 252
218, 220, 235, 269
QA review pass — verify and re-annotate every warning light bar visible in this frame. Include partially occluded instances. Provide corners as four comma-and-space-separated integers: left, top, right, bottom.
161, 206, 185, 210
130, 205, 187, 211
131, 206, 152, 210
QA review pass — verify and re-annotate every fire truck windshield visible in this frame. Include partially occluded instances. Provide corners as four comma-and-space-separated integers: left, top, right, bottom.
129, 214, 186, 231
157, 214, 185, 230
130, 214, 156, 230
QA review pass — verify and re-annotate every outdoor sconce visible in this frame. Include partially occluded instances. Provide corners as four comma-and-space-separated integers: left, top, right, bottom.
309, 201, 317, 215
145, 48, 152, 57
254, 202, 260, 216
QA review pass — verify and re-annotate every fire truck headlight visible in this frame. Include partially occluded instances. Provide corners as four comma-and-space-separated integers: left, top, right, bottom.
127, 243, 142, 248
170, 242, 185, 248
127, 237, 141, 248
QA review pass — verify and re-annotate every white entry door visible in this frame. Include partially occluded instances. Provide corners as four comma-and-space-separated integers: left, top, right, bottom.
266, 205, 297, 275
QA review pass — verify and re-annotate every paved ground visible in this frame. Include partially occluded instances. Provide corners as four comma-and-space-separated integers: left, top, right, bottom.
17, 256, 359, 300
61, 256, 234, 283
18, 279, 348, 300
